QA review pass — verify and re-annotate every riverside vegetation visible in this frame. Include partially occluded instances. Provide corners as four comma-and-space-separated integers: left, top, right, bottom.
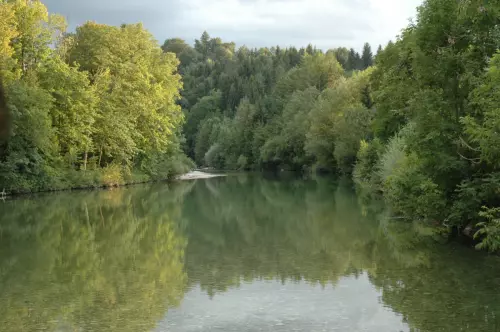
1, 0, 500, 251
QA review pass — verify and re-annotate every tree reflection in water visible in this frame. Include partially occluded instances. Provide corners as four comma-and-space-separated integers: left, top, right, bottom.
1, 174, 499, 331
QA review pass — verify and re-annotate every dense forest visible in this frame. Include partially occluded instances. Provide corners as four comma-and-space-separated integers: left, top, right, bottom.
1, 0, 500, 251
170, 33, 375, 172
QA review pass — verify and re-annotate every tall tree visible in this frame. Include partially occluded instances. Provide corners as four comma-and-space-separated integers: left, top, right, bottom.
361, 42, 373, 69
38, 56, 98, 168
68, 22, 183, 165
347, 48, 363, 71
162, 38, 189, 55
10, 0, 66, 76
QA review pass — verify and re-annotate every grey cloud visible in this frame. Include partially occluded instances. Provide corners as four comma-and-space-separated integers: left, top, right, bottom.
44, 0, 184, 39
43, 0, 417, 51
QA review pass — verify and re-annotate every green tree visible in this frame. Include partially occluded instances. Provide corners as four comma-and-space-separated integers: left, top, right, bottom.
162, 38, 190, 56
361, 42, 373, 69
38, 56, 98, 169
0, 80, 56, 192
68, 22, 183, 166
10, 0, 66, 76
306, 70, 373, 172
330, 47, 349, 70
0, 1, 190, 193
184, 90, 222, 158
375, 44, 383, 60
260, 87, 320, 170
347, 48, 361, 71
194, 115, 222, 165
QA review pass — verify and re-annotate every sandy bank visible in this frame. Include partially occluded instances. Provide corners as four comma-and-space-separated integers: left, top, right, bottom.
177, 171, 226, 181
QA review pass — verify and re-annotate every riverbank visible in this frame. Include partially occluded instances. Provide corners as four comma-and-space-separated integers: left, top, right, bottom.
177, 171, 226, 181
0, 168, 224, 198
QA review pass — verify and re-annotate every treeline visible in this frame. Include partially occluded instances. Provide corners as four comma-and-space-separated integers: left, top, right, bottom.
175, 0, 500, 251
0, 0, 192, 193
169, 32, 376, 172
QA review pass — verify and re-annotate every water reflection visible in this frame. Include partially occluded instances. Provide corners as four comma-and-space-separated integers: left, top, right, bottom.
182, 175, 379, 294
0, 174, 499, 331
159, 276, 408, 332
0, 185, 188, 331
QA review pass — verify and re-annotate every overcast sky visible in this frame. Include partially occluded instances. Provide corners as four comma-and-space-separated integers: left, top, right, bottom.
43, 0, 423, 51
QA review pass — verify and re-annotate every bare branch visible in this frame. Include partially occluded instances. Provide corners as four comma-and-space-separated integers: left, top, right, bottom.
459, 136, 481, 152
457, 151, 481, 164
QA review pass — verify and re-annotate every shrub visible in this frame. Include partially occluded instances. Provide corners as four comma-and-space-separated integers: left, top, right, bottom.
384, 153, 446, 222
353, 138, 383, 193
100, 164, 124, 187
205, 144, 225, 169
164, 153, 195, 179
237, 155, 248, 170
475, 207, 500, 252
369, 122, 446, 222
376, 124, 413, 185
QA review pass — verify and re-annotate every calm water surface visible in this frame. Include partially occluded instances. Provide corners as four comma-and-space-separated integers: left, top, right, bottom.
1, 174, 500, 332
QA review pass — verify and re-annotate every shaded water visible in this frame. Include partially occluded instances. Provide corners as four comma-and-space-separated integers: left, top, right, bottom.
1, 174, 499, 331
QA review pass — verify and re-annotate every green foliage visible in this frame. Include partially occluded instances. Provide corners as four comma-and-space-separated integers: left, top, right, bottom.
205, 143, 225, 169
0, 79, 56, 192
353, 138, 383, 193
180, 32, 377, 175
261, 87, 320, 170
452, 52, 500, 249
383, 152, 446, 222
330, 47, 349, 70
332, 106, 373, 173
365, 122, 446, 222
448, 173, 500, 227
236, 154, 248, 170
9, 0, 65, 77
347, 48, 362, 72
180, 38, 369, 172
185, 90, 222, 157
274, 53, 343, 103
463, 52, 500, 167
370, 35, 414, 141
361, 42, 373, 69
226, 99, 258, 166
37, 56, 97, 166
375, 123, 414, 185
162, 38, 190, 56
474, 207, 500, 252
0, 1, 189, 193
306, 70, 374, 172
355, 0, 500, 251
194, 115, 222, 165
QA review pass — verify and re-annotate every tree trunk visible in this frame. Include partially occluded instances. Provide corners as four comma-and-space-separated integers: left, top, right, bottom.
98, 147, 103, 168
83, 150, 88, 171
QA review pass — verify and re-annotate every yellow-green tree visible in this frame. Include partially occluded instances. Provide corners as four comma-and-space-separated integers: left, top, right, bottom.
68, 22, 183, 167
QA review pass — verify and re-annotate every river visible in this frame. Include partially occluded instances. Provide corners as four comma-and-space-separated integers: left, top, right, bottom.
0, 173, 499, 331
